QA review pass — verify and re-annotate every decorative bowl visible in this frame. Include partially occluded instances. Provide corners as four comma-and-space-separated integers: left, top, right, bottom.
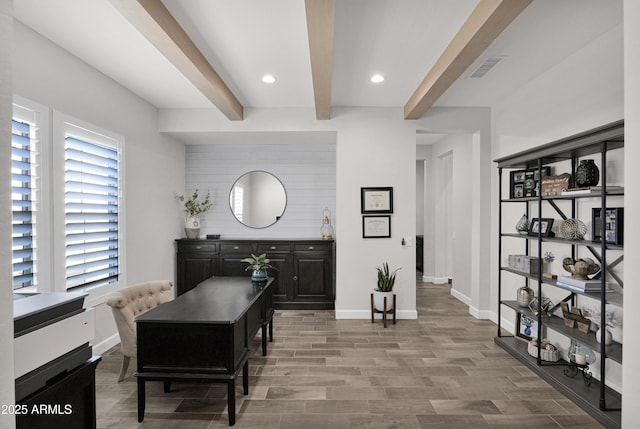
562, 257, 600, 280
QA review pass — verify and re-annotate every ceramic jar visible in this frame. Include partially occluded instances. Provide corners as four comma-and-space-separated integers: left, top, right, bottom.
575, 159, 599, 187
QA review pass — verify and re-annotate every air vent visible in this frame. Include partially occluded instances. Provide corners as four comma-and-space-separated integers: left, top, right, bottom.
468, 56, 505, 78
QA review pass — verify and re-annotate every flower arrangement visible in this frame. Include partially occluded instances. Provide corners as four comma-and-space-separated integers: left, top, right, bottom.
176, 189, 212, 217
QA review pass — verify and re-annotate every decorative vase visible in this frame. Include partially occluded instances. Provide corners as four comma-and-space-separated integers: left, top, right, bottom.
185, 216, 200, 239
251, 268, 268, 282
596, 327, 613, 345
516, 286, 534, 307
373, 290, 394, 311
575, 159, 599, 187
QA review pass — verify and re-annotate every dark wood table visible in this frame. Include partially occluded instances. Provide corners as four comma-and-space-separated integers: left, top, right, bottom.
135, 276, 274, 426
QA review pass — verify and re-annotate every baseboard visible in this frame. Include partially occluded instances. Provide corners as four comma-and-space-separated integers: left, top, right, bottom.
469, 307, 493, 320
422, 275, 450, 284
335, 309, 418, 320
92, 333, 120, 356
449, 287, 471, 306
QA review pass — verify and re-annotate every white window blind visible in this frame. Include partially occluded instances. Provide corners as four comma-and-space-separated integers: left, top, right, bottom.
11, 119, 35, 289
64, 135, 120, 289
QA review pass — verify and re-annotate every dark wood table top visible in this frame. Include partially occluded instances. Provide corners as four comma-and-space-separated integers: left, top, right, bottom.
135, 277, 273, 325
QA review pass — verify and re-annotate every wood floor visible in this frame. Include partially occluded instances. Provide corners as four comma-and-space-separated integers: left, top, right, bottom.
96, 276, 605, 428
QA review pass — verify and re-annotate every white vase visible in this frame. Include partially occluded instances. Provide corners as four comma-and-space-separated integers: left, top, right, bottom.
373, 290, 394, 311
596, 327, 612, 345
185, 216, 200, 239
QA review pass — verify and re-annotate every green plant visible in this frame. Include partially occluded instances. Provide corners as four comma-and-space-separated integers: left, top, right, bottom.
241, 253, 275, 272
376, 262, 401, 292
177, 189, 212, 217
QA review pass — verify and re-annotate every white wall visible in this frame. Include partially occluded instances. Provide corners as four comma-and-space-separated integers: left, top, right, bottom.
332, 108, 417, 319
11, 22, 186, 354
185, 143, 336, 239
622, 0, 640, 425
1, 1, 16, 428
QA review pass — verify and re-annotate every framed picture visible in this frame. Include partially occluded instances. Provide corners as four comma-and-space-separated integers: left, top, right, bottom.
361, 187, 393, 213
592, 207, 624, 245
516, 313, 539, 341
362, 215, 391, 238
509, 167, 550, 199
528, 218, 554, 237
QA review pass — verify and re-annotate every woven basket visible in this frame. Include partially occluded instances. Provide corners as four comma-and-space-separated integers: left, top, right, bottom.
528, 341, 560, 362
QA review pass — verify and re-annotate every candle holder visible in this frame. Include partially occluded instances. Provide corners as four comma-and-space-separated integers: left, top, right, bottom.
564, 340, 596, 386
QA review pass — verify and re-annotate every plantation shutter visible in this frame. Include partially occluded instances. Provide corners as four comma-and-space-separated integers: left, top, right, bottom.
64, 136, 119, 289
11, 119, 35, 289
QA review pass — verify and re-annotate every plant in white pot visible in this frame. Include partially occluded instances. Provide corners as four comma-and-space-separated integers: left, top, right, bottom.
373, 262, 401, 311
176, 189, 212, 239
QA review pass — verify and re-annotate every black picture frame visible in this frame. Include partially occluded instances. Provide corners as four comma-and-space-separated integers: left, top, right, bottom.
362, 215, 391, 238
528, 218, 554, 237
509, 167, 551, 199
592, 207, 624, 245
516, 312, 538, 341
361, 187, 393, 214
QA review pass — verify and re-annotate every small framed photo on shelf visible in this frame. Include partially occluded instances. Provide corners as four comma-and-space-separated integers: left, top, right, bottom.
362, 215, 391, 238
516, 313, 538, 341
592, 207, 623, 245
361, 187, 393, 214
509, 167, 550, 199
528, 218, 554, 237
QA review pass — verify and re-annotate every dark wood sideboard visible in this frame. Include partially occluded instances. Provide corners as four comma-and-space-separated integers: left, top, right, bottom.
176, 239, 335, 309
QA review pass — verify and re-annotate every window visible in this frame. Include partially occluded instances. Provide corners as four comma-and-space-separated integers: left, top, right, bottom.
64, 135, 120, 289
11, 98, 49, 291
53, 113, 124, 291
11, 118, 35, 289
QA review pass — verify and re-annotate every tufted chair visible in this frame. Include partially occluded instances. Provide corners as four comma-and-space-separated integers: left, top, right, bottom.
106, 280, 174, 382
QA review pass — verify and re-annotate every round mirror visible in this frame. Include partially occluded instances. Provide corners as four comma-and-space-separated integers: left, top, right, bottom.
229, 171, 287, 228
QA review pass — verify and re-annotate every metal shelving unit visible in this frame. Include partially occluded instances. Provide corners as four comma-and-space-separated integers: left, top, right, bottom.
494, 120, 624, 429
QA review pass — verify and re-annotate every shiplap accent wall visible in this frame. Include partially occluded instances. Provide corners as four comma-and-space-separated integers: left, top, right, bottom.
185, 143, 336, 239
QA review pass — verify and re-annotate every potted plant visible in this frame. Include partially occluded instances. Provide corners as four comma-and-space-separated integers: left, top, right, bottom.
241, 253, 275, 282
373, 262, 401, 311
176, 189, 212, 239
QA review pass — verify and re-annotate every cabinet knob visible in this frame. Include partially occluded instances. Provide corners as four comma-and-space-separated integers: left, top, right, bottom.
293, 275, 298, 281
233, 246, 239, 250
308, 246, 314, 250
195, 246, 201, 250
270, 246, 277, 250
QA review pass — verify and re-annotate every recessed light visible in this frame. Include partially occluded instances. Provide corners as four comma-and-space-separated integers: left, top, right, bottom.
370, 74, 385, 83
262, 74, 276, 84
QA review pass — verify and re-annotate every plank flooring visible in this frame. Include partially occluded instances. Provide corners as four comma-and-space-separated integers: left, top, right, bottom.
96, 276, 605, 428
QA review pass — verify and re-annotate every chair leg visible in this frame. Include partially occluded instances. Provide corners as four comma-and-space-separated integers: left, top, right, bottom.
118, 355, 131, 382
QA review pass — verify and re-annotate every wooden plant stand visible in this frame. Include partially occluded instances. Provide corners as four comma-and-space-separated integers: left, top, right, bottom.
370, 293, 396, 328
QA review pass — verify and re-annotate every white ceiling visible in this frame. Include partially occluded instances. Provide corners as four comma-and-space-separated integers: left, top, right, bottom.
14, 0, 622, 116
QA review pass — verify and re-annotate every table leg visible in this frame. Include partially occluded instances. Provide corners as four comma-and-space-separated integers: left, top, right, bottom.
243, 361, 249, 395
137, 378, 146, 422
269, 319, 273, 342
383, 296, 388, 328
262, 324, 267, 356
227, 380, 236, 426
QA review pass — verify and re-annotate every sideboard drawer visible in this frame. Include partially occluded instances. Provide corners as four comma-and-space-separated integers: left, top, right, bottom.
256, 243, 292, 253
179, 243, 217, 253
293, 242, 331, 252
220, 243, 254, 253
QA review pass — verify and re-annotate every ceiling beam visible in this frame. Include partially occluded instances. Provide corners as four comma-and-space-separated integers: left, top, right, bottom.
305, 0, 335, 120
110, 0, 244, 120
404, 0, 532, 120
